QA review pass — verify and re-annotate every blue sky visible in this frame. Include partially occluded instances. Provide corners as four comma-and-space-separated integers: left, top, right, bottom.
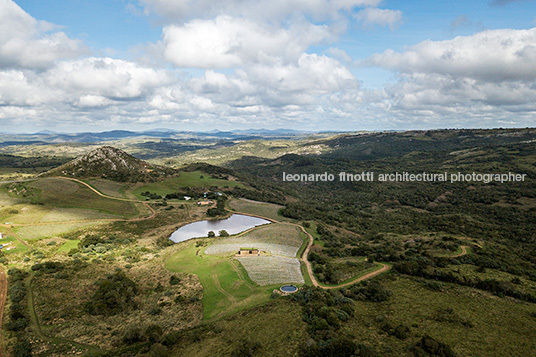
1, 0, 536, 132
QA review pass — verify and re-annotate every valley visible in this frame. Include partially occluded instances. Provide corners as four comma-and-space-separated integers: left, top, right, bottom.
0, 129, 535, 356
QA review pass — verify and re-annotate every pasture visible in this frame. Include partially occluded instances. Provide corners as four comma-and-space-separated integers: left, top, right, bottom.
228, 198, 285, 221
132, 171, 243, 199
165, 240, 280, 320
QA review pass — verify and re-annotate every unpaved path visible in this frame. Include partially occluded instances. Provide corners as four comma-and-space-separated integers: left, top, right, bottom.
212, 264, 236, 302
227, 208, 391, 290
450, 245, 468, 258
0, 177, 157, 230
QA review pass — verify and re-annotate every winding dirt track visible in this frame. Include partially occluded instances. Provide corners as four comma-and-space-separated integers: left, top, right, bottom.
297, 225, 391, 289
0, 267, 6, 356
450, 245, 468, 258
226, 206, 392, 289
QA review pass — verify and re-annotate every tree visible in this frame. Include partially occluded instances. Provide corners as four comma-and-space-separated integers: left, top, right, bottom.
208, 231, 216, 238
219, 230, 229, 237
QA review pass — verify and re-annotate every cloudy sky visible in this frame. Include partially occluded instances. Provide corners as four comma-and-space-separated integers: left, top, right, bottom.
1, 0, 536, 133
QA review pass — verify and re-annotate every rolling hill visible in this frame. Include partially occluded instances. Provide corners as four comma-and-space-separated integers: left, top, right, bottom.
43, 145, 176, 182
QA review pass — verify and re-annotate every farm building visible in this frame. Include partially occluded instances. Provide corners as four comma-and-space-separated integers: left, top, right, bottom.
237, 248, 260, 256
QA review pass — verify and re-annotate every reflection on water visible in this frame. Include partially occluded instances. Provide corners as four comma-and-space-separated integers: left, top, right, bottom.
169, 214, 271, 243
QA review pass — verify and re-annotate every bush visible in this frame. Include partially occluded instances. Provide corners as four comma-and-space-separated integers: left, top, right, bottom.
219, 230, 229, 237
231, 338, 262, 357
13, 338, 32, 357
85, 270, 138, 316
169, 275, 181, 285
122, 327, 143, 344
413, 335, 457, 357
145, 324, 163, 343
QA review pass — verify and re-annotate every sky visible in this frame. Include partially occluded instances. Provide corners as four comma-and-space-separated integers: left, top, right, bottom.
1, 0, 536, 133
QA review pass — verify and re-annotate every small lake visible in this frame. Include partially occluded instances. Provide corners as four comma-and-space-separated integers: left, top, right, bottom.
169, 214, 271, 243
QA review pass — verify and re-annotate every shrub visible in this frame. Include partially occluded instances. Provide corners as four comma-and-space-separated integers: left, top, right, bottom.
145, 324, 163, 343
169, 275, 181, 285
13, 339, 32, 357
85, 270, 138, 316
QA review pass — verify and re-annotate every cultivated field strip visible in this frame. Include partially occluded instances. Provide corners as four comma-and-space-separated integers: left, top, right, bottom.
205, 242, 298, 257
205, 223, 303, 258
236, 256, 304, 285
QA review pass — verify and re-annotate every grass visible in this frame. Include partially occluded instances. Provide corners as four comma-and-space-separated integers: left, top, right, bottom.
132, 171, 244, 199
14, 221, 106, 240
205, 223, 303, 257
228, 198, 286, 221
341, 276, 536, 356
57, 239, 80, 253
168, 299, 307, 357
0, 235, 28, 255
86, 179, 131, 198
303, 221, 324, 247
27, 178, 138, 216
165, 240, 279, 320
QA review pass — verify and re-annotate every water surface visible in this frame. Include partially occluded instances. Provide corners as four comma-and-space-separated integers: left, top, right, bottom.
169, 214, 271, 243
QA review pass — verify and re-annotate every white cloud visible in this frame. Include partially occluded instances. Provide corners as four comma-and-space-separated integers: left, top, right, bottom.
46, 57, 172, 100
361, 28, 536, 126
162, 16, 333, 68
368, 28, 536, 81
0, 0, 87, 69
355, 7, 403, 30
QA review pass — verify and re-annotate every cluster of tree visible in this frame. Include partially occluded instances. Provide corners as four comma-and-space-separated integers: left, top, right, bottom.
84, 270, 139, 316
394, 259, 536, 303
290, 286, 377, 357
5, 268, 29, 332
207, 196, 227, 217
140, 191, 162, 199
0, 153, 70, 168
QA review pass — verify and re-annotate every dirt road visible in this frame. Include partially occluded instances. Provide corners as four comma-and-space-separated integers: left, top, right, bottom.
450, 245, 468, 258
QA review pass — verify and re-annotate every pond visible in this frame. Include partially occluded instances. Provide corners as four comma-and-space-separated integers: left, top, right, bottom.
169, 214, 271, 243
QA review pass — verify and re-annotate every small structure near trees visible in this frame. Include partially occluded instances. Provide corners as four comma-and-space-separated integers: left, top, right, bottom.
236, 248, 260, 256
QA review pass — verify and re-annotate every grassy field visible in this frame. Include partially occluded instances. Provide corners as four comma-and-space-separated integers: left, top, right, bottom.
27, 178, 138, 216
168, 299, 307, 357
228, 198, 286, 221
205, 223, 303, 257
57, 239, 80, 253
86, 179, 131, 198
14, 221, 107, 240
132, 171, 244, 199
165, 240, 280, 320
341, 276, 536, 356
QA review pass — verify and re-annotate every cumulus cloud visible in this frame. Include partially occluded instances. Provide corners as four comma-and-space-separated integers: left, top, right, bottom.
354, 7, 403, 30
162, 16, 333, 68
368, 28, 536, 81
46, 57, 172, 100
367, 27, 536, 123
0, 0, 87, 69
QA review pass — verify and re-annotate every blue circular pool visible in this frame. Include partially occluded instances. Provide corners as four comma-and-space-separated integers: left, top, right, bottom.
280, 285, 298, 293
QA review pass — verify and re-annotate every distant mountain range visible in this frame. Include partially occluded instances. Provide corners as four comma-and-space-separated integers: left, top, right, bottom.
0, 128, 322, 144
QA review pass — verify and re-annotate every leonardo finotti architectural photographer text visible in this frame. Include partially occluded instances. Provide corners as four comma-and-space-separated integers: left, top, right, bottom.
282, 171, 527, 184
